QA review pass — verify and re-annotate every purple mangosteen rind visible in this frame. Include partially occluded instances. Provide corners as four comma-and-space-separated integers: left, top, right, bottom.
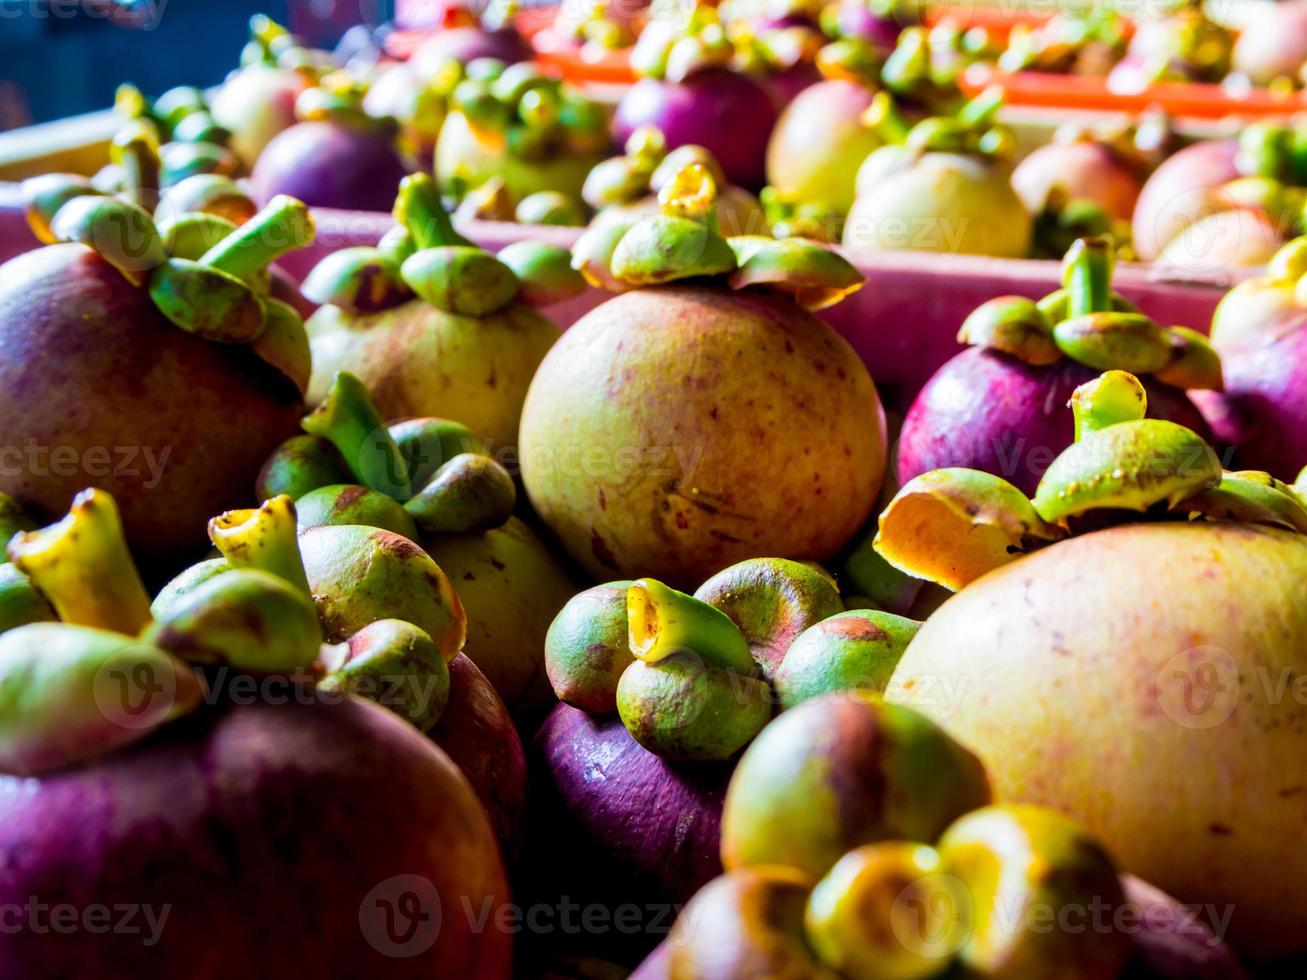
22, 175, 316, 394
529, 703, 732, 915
0, 694, 512, 975
1203, 235, 1307, 480
885, 366, 1306, 592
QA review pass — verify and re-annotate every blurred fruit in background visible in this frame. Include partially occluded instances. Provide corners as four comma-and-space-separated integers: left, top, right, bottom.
0, 0, 380, 130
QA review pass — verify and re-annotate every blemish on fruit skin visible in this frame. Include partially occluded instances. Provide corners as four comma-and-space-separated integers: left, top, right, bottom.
826, 619, 888, 643
333, 485, 368, 513
1209, 823, 1233, 836
598, 488, 607, 511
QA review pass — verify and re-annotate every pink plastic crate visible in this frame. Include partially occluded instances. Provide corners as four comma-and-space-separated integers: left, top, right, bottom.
0, 192, 1237, 408
287, 208, 1238, 407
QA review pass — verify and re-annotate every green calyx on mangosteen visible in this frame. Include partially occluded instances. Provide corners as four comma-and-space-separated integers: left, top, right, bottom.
617, 577, 772, 761
302, 174, 571, 451
299, 523, 466, 654
546, 556, 873, 761
0, 564, 56, 634
0, 623, 203, 777
434, 58, 609, 205
544, 581, 635, 714
0, 488, 377, 775
958, 237, 1223, 391
158, 492, 459, 726
803, 841, 965, 980
270, 370, 520, 540
7, 488, 153, 636
19, 162, 315, 396
253, 374, 565, 723
582, 127, 767, 238
773, 609, 921, 709
573, 159, 863, 308
694, 557, 844, 677
144, 568, 322, 675
317, 618, 451, 731
295, 484, 418, 539
878, 360, 1305, 592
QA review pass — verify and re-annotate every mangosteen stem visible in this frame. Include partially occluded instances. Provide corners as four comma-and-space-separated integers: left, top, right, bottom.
113, 83, 152, 126
957, 86, 1004, 130
815, 38, 881, 86
626, 579, 756, 676
863, 92, 910, 144
199, 195, 315, 283
1063, 237, 1115, 319
658, 163, 720, 233
5, 489, 152, 635
296, 82, 396, 136
394, 173, 471, 251
1070, 371, 1148, 440
112, 123, 161, 210
208, 496, 313, 601
302, 372, 414, 501
625, 125, 667, 169
1267, 237, 1307, 283
881, 27, 929, 92
247, 13, 289, 63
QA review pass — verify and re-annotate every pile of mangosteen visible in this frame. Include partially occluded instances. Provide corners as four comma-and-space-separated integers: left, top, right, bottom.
1, 3, 1306, 979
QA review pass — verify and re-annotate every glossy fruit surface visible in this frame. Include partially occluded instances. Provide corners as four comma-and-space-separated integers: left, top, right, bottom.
520, 286, 886, 586
0, 698, 511, 976
890, 521, 1307, 960
0, 245, 300, 562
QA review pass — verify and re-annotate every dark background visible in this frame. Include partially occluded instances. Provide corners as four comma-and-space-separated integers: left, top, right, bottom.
0, 0, 389, 128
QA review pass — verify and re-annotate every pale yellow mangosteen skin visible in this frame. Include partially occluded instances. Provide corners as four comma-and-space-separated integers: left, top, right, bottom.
843, 153, 1032, 258
889, 521, 1307, 961
519, 286, 887, 588
422, 516, 577, 726
306, 298, 560, 453
765, 79, 883, 218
